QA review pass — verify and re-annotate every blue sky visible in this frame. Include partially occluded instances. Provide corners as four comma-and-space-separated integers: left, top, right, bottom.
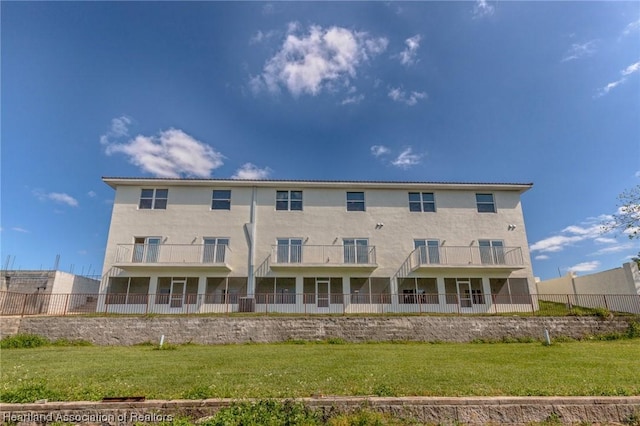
1, 1, 639, 280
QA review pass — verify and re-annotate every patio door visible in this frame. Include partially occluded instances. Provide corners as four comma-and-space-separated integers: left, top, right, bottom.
316, 279, 330, 308
170, 279, 186, 308
457, 279, 473, 308
133, 237, 160, 263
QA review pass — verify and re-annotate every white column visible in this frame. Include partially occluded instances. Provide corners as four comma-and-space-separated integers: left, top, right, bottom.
436, 277, 446, 306
147, 276, 158, 310
295, 276, 304, 308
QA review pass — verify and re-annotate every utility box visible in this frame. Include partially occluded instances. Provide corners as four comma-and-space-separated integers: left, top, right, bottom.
238, 297, 255, 313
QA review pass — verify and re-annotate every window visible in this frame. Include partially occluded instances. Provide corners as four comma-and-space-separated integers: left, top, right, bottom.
343, 238, 370, 264
414, 239, 440, 264
346, 192, 365, 211
211, 190, 231, 210
479, 240, 505, 264
139, 189, 168, 210
476, 193, 496, 213
276, 238, 303, 263
409, 192, 436, 212
276, 190, 303, 211
203, 238, 229, 263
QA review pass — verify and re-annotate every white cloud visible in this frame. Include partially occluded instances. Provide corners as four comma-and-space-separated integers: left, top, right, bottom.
11, 227, 29, 233
561, 40, 598, 62
232, 163, 272, 180
594, 237, 617, 244
622, 61, 640, 76
530, 234, 585, 253
399, 34, 421, 66
100, 116, 132, 146
568, 261, 600, 273
622, 19, 640, 37
250, 30, 277, 45
473, 0, 494, 18
48, 192, 79, 207
534, 255, 550, 260
635, 171, 640, 178
104, 127, 224, 178
388, 87, 427, 106
33, 190, 79, 207
87, 191, 97, 198
391, 147, 423, 169
251, 23, 388, 97
370, 145, 390, 157
341, 93, 365, 105
590, 242, 635, 256
596, 60, 640, 97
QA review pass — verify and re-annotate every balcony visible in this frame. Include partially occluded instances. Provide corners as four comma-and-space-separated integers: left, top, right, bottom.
270, 244, 377, 271
113, 243, 231, 271
401, 246, 525, 273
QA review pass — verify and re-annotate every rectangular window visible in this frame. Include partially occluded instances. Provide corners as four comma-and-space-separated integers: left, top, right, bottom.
276, 238, 303, 263
139, 189, 168, 210
409, 192, 436, 212
276, 190, 303, 211
343, 238, 369, 264
414, 239, 440, 264
476, 193, 496, 213
203, 238, 229, 263
346, 191, 365, 211
211, 190, 231, 210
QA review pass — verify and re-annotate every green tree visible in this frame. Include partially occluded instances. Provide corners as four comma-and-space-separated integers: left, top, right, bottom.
604, 185, 640, 239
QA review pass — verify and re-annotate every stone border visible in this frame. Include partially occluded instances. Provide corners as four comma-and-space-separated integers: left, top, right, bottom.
2, 396, 639, 425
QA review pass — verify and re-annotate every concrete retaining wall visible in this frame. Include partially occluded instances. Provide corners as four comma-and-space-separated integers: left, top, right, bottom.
2, 396, 640, 425
5, 316, 634, 345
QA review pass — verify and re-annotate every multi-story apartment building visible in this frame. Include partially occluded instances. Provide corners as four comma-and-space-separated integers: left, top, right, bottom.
99, 178, 536, 314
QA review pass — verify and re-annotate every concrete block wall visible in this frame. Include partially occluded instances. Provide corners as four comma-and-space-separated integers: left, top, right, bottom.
9, 316, 633, 345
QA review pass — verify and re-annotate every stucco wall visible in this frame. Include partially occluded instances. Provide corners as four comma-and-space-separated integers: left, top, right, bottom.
8, 316, 631, 345
101, 181, 536, 299
537, 263, 640, 297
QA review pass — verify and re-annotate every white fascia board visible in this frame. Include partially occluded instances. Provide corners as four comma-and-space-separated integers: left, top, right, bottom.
102, 177, 533, 193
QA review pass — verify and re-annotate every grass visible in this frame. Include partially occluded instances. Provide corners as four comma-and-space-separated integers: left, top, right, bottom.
1, 339, 639, 403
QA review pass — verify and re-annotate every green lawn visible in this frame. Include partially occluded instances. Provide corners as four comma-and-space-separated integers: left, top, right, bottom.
1, 340, 639, 403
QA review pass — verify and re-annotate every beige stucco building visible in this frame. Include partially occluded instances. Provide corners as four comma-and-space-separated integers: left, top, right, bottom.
100, 177, 536, 314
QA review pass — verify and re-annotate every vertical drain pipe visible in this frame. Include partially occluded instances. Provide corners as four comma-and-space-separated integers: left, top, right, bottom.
247, 186, 257, 299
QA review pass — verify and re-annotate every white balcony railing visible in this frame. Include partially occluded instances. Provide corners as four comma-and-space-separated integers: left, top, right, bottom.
114, 244, 229, 266
270, 245, 377, 267
397, 246, 524, 276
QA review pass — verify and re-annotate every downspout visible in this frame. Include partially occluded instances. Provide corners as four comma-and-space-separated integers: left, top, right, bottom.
247, 186, 257, 298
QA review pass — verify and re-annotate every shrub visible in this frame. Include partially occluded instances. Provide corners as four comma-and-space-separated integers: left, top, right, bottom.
0, 334, 49, 349
326, 337, 347, 345
200, 400, 321, 426
627, 321, 640, 339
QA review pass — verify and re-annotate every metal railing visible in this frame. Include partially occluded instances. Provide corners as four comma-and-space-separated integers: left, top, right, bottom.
114, 244, 230, 265
397, 246, 524, 277
2, 291, 638, 316
270, 245, 377, 266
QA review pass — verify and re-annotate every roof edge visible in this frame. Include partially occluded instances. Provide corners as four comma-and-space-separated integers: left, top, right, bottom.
102, 177, 533, 192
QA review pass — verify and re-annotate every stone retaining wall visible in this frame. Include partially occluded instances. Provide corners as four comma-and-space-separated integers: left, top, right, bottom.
2, 396, 639, 425
4, 316, 634, 345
